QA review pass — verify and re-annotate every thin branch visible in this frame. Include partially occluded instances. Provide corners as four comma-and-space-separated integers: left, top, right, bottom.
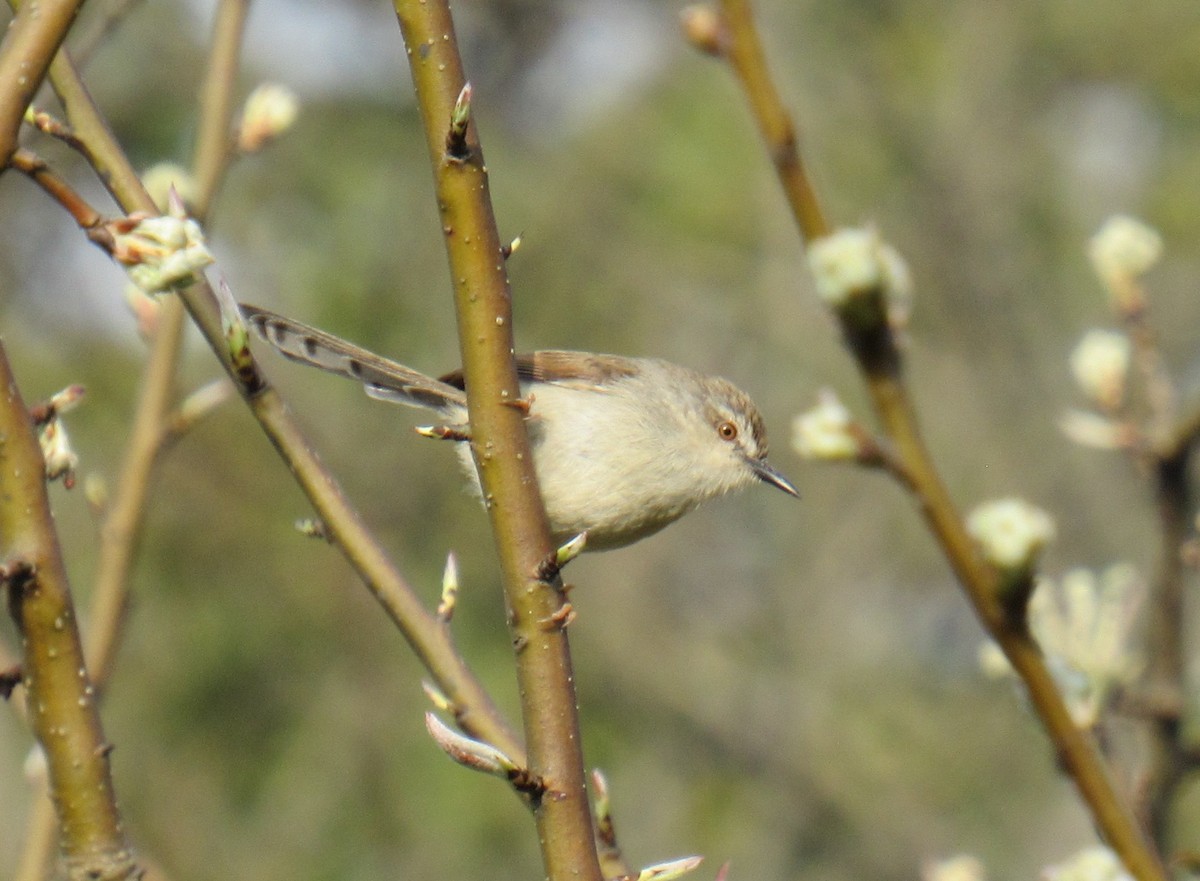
191, 0, 247, 216
690, 0, 828, 243
0, 344, 138, 881
8, 147, 103, 228
393, 3, 601, 880
0, 0, 84, 167
701, 2, 1168, 879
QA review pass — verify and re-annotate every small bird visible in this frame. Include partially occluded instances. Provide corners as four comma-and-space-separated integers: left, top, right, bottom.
242, 305, 798, 550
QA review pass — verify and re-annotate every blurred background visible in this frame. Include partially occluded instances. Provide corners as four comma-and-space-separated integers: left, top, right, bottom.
2, 0, 1200, 879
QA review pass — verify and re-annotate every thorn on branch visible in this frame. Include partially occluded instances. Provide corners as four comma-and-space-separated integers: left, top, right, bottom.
294, 518, 329, 541
415, 424, 471, 442
499, 391, 533, 414
591, 769, 622, 857
538, 602, 575, 631
445, 82, 473, 161
436, 553, 459, 622
535, 532, 588, 583
501, 233, 523, 260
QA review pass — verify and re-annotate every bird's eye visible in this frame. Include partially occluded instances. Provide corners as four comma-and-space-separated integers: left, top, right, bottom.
717, 420, 739, 441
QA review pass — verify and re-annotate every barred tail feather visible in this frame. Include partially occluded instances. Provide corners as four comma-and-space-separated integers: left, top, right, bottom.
240, 304, 466, 413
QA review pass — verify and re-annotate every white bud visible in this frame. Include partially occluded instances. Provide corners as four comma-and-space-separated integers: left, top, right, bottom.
238, 83, 299, 153
966, 498, 1056, 572
38, 418, 78, 486
791, 389, 860, 461
1088, 215, 1162, 283
1069, 329, 1130, 410
807, 227, 910, 317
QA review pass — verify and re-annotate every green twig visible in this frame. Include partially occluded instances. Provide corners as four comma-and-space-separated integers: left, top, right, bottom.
392, 3, 602, 880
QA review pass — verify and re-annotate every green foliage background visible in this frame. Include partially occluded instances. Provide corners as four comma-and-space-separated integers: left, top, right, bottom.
2, 1, 1199, 879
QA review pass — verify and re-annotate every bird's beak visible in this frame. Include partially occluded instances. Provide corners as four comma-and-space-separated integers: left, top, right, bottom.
750, 458, 800, 498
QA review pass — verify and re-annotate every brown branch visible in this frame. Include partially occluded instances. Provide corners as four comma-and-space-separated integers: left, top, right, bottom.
0, 0, 84, 167
0, 344, 138, 881
392, 4, 601, 881
690, 0, 829, 243
699, 2, 1168, 879
8, 147, 103, 228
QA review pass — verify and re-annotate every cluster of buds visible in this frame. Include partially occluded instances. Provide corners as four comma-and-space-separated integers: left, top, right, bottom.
792, 388, 868, 463
34, 385, 86, 488
1060, 328, 1135, 451
806, 226, 912, 332
109, 196, 214, 295
237, 83, 299, 154
980, 564, 1144, 728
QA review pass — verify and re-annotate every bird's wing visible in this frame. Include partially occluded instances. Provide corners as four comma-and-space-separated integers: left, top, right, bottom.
438, 350, 636, 393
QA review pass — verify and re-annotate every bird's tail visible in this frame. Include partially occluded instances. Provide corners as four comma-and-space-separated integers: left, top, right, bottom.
241, 304, 467, 413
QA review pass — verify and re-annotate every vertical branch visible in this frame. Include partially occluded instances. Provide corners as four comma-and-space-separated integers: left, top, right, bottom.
392, 4, 602, 881
15, 8, 251, 875
0, 344, 138, 881
191, 0, 247, 212
1140, 450, 1190, 844
0, 0, 84, 167
712, 0, 829, 242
